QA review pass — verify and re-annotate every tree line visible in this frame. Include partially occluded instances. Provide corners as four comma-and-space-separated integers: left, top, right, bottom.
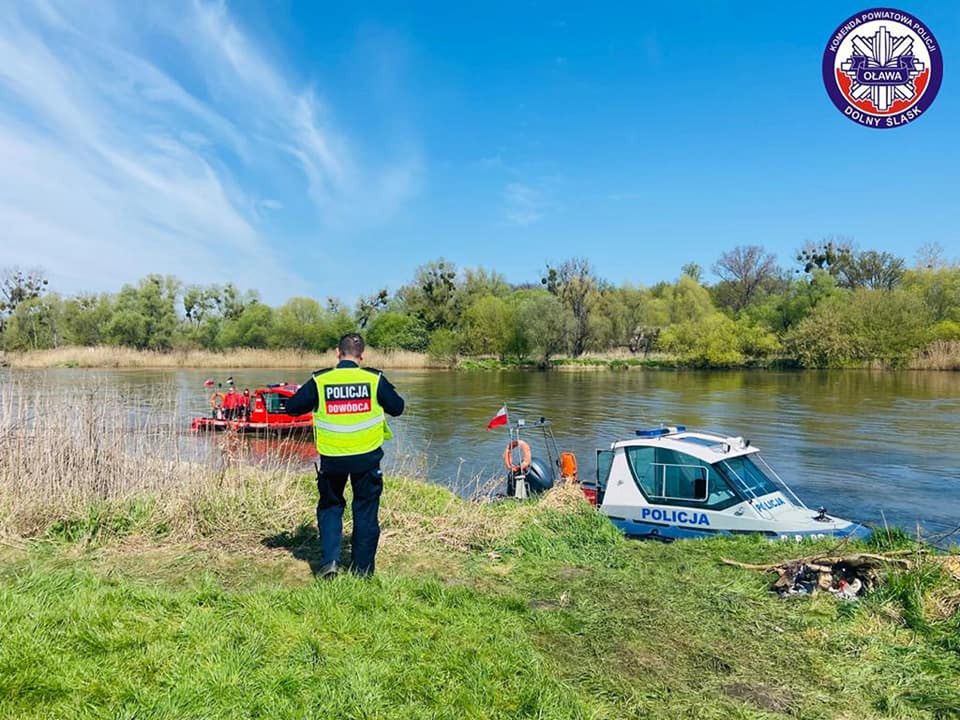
2, 240, 958, 368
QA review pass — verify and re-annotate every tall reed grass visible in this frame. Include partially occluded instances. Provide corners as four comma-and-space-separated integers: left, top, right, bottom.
909, 340, 960, 371
0, 383, 309, 538
0, 381, 573, 553
1, 346, 442, 370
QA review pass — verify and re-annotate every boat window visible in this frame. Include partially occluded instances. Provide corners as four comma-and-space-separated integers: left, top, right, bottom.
655, 449, 708, 501
626, 446, 738, 509
717, 455, 778, 498
625, 446, 658, 496
263, 393, 289, 414
596, 450, 614, 489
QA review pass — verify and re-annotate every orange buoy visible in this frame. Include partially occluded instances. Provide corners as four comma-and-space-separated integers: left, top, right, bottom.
209, 392, 225, 408
503, 440, 532, 473
559, 451, 578, 482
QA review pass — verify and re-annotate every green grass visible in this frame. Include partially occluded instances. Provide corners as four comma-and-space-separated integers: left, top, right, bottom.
1, 480, 958, 719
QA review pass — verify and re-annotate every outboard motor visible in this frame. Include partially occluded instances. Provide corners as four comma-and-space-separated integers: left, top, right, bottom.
507, 456, 555, 497
526, 456, 555, 494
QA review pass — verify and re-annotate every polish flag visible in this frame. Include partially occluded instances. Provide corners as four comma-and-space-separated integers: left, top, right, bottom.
486, 405, 509, 430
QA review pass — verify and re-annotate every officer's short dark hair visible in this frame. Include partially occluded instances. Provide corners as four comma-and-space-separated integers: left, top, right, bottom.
338, 333, 365, 357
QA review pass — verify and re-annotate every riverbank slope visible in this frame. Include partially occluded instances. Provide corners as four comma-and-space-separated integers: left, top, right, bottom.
1, 476, 958, 720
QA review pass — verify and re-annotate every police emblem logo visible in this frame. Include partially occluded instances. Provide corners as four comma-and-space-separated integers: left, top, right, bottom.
822, 8, 942, 128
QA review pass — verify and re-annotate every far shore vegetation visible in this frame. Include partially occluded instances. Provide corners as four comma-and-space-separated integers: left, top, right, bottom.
3, 239, 960, 370
1, 388, 958, 718
5, 344, 959, 372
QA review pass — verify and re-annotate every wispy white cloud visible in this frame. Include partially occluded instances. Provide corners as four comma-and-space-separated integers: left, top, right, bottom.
0, 0, 420, 299
503, 182, 548, 226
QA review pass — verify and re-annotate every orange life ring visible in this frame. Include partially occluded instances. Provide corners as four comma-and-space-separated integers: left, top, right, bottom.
503, 440, 532, 473
209, 392, 225, 408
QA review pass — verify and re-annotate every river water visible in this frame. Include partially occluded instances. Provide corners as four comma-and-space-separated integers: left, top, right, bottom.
4, 367, 959, 537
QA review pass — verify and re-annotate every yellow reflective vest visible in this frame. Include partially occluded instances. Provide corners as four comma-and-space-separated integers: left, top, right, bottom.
312, 366, 393, 457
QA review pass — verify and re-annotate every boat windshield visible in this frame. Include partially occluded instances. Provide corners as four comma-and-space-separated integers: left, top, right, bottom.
716, 454, 780, 498
263, 392, 290, 414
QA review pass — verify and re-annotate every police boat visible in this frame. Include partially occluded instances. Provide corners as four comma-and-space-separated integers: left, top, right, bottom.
582, 426, 870, 541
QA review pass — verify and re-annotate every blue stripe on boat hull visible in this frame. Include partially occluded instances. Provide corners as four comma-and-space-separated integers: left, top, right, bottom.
608, 517, 872, 542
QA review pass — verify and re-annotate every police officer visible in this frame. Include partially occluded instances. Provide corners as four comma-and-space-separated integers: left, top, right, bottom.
286, 333, 404, 578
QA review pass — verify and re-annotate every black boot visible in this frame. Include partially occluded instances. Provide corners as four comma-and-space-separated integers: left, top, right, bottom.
318, 561, 338, 579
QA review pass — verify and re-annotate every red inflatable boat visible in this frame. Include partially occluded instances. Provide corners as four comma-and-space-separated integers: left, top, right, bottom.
190, 383, 312, 435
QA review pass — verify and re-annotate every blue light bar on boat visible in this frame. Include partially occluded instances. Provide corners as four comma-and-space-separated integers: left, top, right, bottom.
636, 425, 686, 438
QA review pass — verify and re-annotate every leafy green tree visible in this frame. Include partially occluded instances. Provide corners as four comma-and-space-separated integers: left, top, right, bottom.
397, 260, 462, 332
659, 314, 744, 367
367, 311, 428, 351
355, 289, 389, 329
659, 314, 779, 367
841, 250, 906, 290
105, 275, 179, 350
462, 295, 511, 357
220, 284, 256, 321
796, 241, 905, 290
62, 294, 113, 346
541, 258, 600, 356
901, 267, 960, 323
680, 262, 703, 283
461, 267, 510, 306
323, 303, 357, 347
515, 292, 569, 366
655, 275, 715, 325
426, 328, 461, 365
930, 320, 960, 341
183, 284, 220, 325
218, 303, 274, 348
2, 294, 64, 350
597, 285, 670, 355
0, 266, 48, 332
271, 297, 328, 350
785, 289, 931, 367
743, 270, 839, 334
105, 307, 150, 349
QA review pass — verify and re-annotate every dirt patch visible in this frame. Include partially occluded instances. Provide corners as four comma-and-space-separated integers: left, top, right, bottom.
724, 682, 795, 714
556, 565, 589, 581
529, 592, 571, 611
612, 643, 668, 676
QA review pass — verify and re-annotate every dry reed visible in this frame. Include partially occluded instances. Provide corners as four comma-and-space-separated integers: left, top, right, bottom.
0, 382, 308, 538
0, 381, 585, 552
1, 346, 443, 370
909, 341, 960, 371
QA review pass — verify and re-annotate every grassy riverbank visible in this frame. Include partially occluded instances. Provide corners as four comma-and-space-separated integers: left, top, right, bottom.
1, 377, 958, 718
2, 478, 960, 720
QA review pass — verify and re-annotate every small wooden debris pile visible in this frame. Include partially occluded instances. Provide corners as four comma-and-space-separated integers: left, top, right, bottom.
721, 553, 914, 599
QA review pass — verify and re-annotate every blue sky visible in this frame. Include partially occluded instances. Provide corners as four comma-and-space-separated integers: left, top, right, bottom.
0, 1, 957, 303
